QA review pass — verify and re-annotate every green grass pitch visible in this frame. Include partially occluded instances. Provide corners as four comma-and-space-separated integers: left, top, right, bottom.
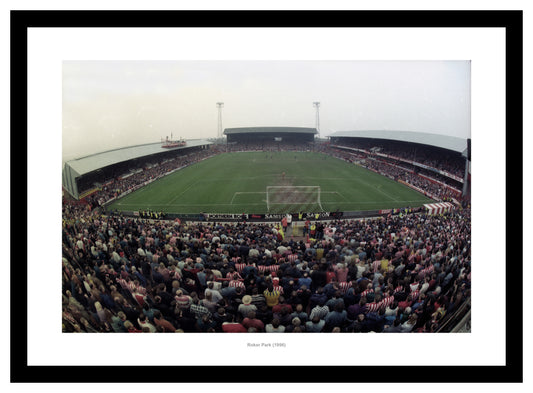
107, 151, 434, 214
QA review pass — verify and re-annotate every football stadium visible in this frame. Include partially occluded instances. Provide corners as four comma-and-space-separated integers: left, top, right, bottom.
62, 126, 471, 334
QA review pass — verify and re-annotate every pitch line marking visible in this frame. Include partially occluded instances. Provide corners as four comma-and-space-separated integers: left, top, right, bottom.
335, 191, 350, 202
117, 200, 430, 208
230, 191, 266, 205
352, 177, 400, 202
166, 178, 202, 205
117, 202, 269, 207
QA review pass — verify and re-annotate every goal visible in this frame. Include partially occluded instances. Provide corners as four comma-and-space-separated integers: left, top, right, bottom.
266, 186, 323, 213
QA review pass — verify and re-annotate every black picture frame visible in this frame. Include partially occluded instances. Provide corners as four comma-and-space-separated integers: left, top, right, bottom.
10, 9, 523, 384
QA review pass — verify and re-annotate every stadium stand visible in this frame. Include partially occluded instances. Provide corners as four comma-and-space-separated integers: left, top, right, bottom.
63, 139, 213, 200
224, 126, 317, 145
62, 133, 471, 333
328, 130, 470, 203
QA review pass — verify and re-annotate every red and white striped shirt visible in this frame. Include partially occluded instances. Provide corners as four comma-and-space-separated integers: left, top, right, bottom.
366, 301, 381, 313
175, 294, 191, 309
229, 280, 246, 290
379, 295, 395, 309
287, 254, 298, 263
338, 281, 352, 295
119, 278, 139, 294
228, 271, 243, 280
135, 284, 147, 295
116, 277, 130, 291
410, 289, 420, 301
372, 260, 381, 273
361, 288, 374, 298
235, 263, 246, 274
419, 265, 434, 277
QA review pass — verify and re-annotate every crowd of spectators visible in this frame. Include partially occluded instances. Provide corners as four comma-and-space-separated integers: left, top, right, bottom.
360, 158, 462, 200
401, 173, 461, 201
360, 158, 409, 180
329, 148, 463, 201
331, 139, 466, 178
62, 200, 471, 333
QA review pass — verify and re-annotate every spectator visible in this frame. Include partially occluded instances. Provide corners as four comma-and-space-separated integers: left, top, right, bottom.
265, 318, 285, 333
263, 285, 281, 308
242, 311, 265, 332
153, 310, 177, 332
237, 295, 257, 318
286, 317, 305, 332
324, 302, 348, 332
305, 315, 325, 332
137, 313, 157, 332
222, 314, 247, 333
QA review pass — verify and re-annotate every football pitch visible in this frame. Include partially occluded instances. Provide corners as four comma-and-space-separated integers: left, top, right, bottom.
107, 151, 434, 214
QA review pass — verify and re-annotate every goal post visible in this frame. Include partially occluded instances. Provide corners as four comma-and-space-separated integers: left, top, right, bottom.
266, 186, 323, 212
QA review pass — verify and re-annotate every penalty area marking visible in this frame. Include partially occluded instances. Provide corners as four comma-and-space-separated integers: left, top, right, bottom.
321, 190, 349, 202
230, 191, 266, 205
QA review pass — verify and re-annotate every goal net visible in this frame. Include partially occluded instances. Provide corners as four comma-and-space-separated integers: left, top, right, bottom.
266, 186, 323, 213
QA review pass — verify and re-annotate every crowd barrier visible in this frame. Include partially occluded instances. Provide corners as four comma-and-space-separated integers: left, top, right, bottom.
103, 205, 425, 223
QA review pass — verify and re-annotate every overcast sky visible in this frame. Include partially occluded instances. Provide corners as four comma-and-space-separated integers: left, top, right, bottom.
62, 60, 470, 162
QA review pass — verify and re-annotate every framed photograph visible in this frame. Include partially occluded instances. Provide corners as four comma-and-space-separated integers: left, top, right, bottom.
11, 9, 522, 384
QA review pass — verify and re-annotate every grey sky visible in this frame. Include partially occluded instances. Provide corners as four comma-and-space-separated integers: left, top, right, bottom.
62, 60, 470, 162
